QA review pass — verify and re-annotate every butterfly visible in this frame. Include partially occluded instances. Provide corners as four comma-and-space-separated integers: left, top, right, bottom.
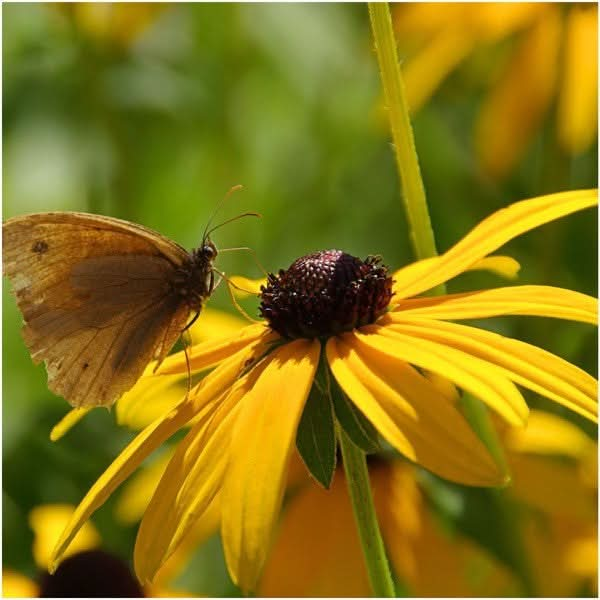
3, 209, 246, 408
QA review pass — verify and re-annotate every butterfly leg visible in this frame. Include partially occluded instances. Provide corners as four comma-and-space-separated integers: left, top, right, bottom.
212, 268, 261, 324
217, 246, 268, 276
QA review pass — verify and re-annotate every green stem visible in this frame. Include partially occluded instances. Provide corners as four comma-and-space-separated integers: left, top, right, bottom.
368, 1, 509, 472
369, 3, 532, 593
368, 3, 438, 263
338, 424, 396, 597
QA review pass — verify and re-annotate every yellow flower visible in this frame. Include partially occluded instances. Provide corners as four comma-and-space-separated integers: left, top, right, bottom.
504, 410, 598, 596
52, 2, 168, 47
49, 189, 597, 592
260, 409, 596, 597
393, 3, 598, 178
2, 503, 197, 598
260, 460, 519, 597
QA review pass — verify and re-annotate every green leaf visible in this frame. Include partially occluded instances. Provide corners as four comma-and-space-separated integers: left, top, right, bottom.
331, 378, 380, 454
296, 381, 337, 489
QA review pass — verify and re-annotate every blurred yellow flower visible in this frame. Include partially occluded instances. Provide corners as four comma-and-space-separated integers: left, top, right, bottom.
260, 460, 519, 597
504, 410, 598, 596
49, 189, 597, 592
29, 504, 101, 571
53, 2, 168, 47
2, 569, 39, 598
3, 503, 197, 598
394, 3, 598, 178
261, 409, 597, 597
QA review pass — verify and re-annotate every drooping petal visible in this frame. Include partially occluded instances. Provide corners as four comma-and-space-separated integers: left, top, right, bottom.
392, 285, 597, 324
49, 343, 256, 572
30, 504, 101, 570
384, 316, 598, 422
403, 28, 474, 113
49, 402, 195, 573
222, 339, 320, 592
391, 190, 598, 299
134, 346, 275, 581
355, 325, 528, 425
134, 386, 242, 583
156, 323, 273, 375
153, 494, 221, 588
327, 334, 505, 486
557, 5, 598, 155
475, 7, 561, 178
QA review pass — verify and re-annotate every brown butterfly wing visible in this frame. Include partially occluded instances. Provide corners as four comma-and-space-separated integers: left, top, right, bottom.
3, 212, 193, 407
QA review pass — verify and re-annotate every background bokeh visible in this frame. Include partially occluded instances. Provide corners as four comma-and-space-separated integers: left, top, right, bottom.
3, 3, 597, 596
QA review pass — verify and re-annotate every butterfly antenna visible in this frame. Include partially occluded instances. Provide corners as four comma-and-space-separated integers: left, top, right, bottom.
205, 212, 261, 240
201, 184, 245, 242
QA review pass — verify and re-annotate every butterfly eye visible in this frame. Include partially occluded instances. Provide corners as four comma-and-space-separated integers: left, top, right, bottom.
202, 244, 217, 260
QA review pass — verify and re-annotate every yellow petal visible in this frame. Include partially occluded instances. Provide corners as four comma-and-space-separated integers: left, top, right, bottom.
357, 325, 528, 426
422, 370, 460, 403
187, 307, 249, 345
384, 316, 598, 423
134, 373, 252, 583
50, 407, 93, 441
30, 504, 101, 570
504, 409, 597, 460
392, 189, 598, 299
116, 370, 186, 430
393, 285, 597, 324
2, 570, 39, 598
49, 343, 255, 572
222, 339, 320, 592
557, 6, 598, 154
475, 7, 561, 178
467, 255, 521, 280
156, 323, 273, 375
228, 275, 267, 298
327, 335, 505, 486
153, 494, 221, 588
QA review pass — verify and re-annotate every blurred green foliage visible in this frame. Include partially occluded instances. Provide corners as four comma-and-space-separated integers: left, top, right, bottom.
2, 3, 597, 596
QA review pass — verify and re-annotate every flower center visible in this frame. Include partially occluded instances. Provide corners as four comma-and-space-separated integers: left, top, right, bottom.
259, 249, 393, 339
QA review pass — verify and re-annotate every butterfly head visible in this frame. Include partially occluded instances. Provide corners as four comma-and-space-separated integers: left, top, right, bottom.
199, 239, 218, 263
173, 238, 218, 312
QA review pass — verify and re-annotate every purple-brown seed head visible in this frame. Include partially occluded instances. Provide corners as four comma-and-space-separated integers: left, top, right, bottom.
259, 249, 393, 339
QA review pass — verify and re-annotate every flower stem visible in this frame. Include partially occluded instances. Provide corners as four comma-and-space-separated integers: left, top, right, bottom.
337, 423, 395, 597
369, 3, 532, 593
368, 1, 510, 475
368, 2, 439, 263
